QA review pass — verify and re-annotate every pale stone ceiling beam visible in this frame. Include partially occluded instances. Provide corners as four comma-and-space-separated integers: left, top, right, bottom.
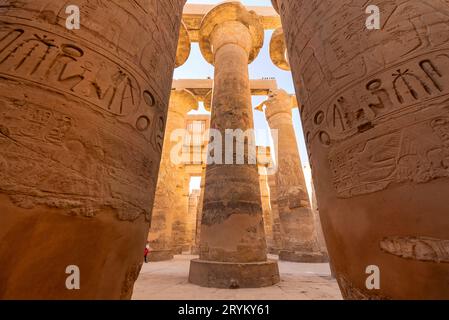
172, 78, 278, 102
182, 4, 281, 43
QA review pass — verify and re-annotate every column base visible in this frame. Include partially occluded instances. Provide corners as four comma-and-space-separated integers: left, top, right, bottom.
148, 249, 173, 262
279, 250, 329, 263
191, 246, 200, 255
172, 246, 183, 255
189, 259, 280, 288
181, 245, 191, 253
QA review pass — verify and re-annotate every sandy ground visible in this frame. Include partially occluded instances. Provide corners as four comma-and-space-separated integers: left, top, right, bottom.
132, 254, 342, 300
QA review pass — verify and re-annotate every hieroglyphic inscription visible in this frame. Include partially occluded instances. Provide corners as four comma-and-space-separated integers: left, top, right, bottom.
0, 89, 158, 221
282, 1, 449, 198
380, 236, 449, 263
306, 51, 449, 145
338, 276, 390, 300
283, 1, 449, 118
0, 24, 166, 153
0, 26, 139, 116
277, 0, 449, 300
328, 115, 449, 198
0, 23, 169, 220
303, 50, 449, 197
0, 0, 186, 300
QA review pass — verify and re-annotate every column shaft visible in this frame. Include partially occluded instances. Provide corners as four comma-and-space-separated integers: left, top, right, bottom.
266, 98, 326, 262
201, 40, 267, 262
259, 168, 274, 251
187, 189, 201, 250
149, 104, 183, 261
275, 0, 449, 299
189, 3, 279, 288
149, 90, 196, 260
0, 0, 186, 299
268, 174, 282, 254
192, 168, 206, 255
171, 175, 191, 254
311, 180, 328, 256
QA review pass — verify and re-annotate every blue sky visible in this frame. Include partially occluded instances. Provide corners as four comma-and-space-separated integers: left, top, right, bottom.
179, 1, 310, 192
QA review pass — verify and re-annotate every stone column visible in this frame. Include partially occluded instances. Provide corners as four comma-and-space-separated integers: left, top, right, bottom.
171, 174, 192, 254
311, 179, 335, 278
188, 2, 280, 288
267, 175, 282, 254
256, 147, 275, 251
272, 0, 449, 299
310, 180, 328, 256
259, 166, 274, 250
188, 189, 201, 249
0, 0, 186, 299
262, 89, 326, 262
192, 167, 206, 255
148, 90, 197, 261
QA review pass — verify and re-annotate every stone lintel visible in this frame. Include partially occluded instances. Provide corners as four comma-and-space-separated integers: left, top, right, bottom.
183, 4, 281, 42
172, 79, 278, 103
184, 164, 204, 176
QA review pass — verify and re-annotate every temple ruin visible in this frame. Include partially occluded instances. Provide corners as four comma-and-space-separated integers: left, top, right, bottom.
0, 0, 448, 300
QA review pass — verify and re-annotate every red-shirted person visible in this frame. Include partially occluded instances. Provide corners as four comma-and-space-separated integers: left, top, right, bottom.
144, 244, 151, 263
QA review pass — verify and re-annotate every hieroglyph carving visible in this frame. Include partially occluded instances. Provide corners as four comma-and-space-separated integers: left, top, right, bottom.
0, 27, 157, 119
0, 7, 171, 221
305, 38, 449, 198
275, 0, 449, 300
380, 236, 449, 263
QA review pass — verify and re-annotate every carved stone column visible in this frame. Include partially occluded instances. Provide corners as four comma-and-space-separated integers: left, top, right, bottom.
188, 2, 280, 288
267, 175, 282, 254
148, 90, 197, 261
0, 0, 186, 299
310, 180, 328, 256
259, 166, 274, 251
192, 167, 206, 255
171, 174, 192, 254
187, 189, 201, 250
257, 146, 276, 251
262, 89, 327, 262
273, 0, 449, 299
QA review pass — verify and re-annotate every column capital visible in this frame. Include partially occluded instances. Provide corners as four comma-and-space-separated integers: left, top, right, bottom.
198, 2, 264, 65
175, 21, 191, 68
260, 89, 298, 121
169, 89, 198, 118
270, 27, 290, 71
204, 90, 212, 112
